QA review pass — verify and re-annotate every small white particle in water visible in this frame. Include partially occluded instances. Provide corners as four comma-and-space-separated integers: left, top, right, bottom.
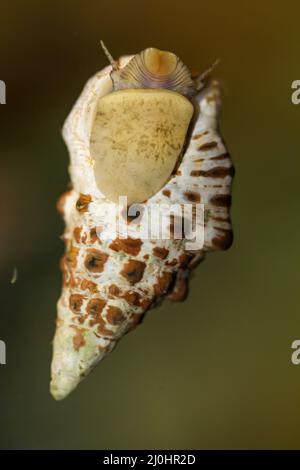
10, 267, 18, 284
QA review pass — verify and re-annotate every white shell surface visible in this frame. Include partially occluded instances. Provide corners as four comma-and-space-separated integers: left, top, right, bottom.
51, 55, 234, 400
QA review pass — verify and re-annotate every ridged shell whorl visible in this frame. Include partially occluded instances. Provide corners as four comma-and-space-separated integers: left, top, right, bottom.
111, 47, 196, 97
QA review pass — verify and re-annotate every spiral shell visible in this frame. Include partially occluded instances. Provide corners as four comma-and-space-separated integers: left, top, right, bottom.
50, 50, 234, 400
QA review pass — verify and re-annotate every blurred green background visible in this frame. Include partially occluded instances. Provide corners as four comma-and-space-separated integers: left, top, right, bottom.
0, 0, 299, 449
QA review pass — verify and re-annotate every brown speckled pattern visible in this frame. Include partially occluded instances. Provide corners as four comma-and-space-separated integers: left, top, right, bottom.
50, 56, 234, 400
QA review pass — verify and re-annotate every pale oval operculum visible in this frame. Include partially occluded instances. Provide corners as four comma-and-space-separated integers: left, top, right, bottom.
90, 89, 194, 204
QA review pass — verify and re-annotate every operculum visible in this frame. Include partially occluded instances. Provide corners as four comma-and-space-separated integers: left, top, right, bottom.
90, 88, 194, 204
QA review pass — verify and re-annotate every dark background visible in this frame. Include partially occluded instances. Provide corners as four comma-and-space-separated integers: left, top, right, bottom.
0, 0, 299, 449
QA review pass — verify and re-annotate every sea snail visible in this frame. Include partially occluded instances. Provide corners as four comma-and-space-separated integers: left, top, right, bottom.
50, 44, 234, 400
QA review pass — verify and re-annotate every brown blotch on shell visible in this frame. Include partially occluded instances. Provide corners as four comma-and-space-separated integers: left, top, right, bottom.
153, 247, 169, 259
76, 193, 92, 212
72, 327, 86, 352
108, 284, 121, 296
154, 271, 174, 297
195, 166, 234, 178
96, 318, 114, 337
210, 194, 231, 207
127, 291, 151, 309
192, 131, 209, 140
109, 284, 150, 308
141, 298, 152, 310
110, 237, 143, 256
179, 253, 192, 268
90, 227, 101, 244
106, 306, 126, 326
184, 191, 201, 203
210, 152, 229, 161
165, 258, 178, 266
162, 189, 171, 197
190, 170, 202, 177
73, 227, 82, 243
69, 294, 84, 313
86, 297, 106, 317
84, 249, 109, 273
87, 300, 109, 333
120, 260, 146, 285
129, 291, 150, 308
167, 271, 189, 302
80, 279, 98, 293
212, 228, 233, 250
212, 216, 230, 223
78, 314, 88, 325
64, 246, 79, 269
198, 141, 218, 151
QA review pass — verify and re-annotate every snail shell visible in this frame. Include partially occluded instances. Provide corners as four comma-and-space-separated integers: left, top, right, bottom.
50, 49, 234, 400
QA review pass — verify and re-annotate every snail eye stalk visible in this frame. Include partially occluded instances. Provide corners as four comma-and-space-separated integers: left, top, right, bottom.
193, 58, 220, 91
100, 40, 119, 72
